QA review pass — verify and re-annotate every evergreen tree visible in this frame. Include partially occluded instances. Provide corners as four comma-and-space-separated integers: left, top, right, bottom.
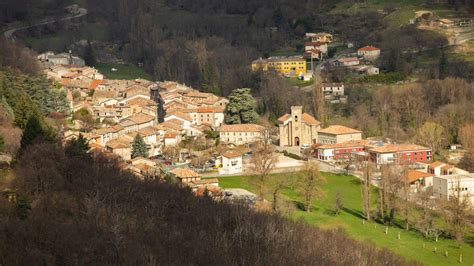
65, 134, 90, 158
131, 133, 149, 158
0, 134, 4, 152
224, 88, 259, 124
20, 115, 50, 153
15, 193, 31, 220
83, 40, 96, 66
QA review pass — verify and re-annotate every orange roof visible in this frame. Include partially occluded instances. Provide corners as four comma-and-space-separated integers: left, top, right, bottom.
156, 122, 182, 131
170, 167, 199, 178
127, 113, 155, 125
370, 144, 430, 153
302, 113, 320, 126
222, 151, 242, 158
318, 140, 370, 149
278, 114, 291, 123
429, 161, 445, 168
318, 125, 361, 135
89, 79, 104, 89
277, 113, 320, 126
166, 118, 184, 126
358, 45, 380, 52
106, 137, 132, 149
218, 124, 266, 132
197, 107, 217, 113
165, 112, 191, 121
406, 170, 433, 183
441, 164, 455, 171
164, 132, 178, 138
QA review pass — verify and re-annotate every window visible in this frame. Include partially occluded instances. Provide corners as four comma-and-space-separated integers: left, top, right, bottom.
295, 115, 298, 122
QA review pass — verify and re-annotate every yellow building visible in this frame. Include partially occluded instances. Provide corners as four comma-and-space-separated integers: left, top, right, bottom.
251, 57, 306, 76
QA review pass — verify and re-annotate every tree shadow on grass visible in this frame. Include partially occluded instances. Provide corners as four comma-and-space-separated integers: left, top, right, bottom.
342, 207, 365, 219
349, 179, 362, 186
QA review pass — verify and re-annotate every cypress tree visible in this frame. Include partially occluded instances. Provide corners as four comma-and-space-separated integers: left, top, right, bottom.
131, 133, 149, 158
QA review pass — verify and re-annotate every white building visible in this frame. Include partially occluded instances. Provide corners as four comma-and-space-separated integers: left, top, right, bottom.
357, 46, 381, 60
433, 173, 474, 205
320, 83, 344, 97
218, 151, 243, 175
218, 124, 268, 146
304, 41, 328, 54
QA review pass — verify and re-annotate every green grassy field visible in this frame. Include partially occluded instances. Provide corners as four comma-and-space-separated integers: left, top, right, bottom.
218, 173, 474, 265
285, 77, 314, 87
95, 63, 153, 80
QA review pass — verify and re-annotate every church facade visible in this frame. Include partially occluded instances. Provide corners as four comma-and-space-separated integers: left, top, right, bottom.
278, 106, 321, 147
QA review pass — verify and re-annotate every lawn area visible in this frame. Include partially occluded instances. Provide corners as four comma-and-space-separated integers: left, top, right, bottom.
219, 172, 474, 265
95, 63, 153, 80
285, 77, 314, 87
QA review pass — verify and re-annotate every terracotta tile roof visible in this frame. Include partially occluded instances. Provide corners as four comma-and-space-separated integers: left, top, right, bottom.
106, 137, 132, 149
318, 125, 361, 135
318, 140, 370, 149
125, 97, 156, 106
196, 107, 217, 113
302, 113, 320, 126
95, 127, 115, 135
358, 45, 380, 52
164, 132, 178, 138
429, 161, 445, 168
90, 79, 105, 89
156, 122, 182, 131
126, 113, 155, 125
165, 112, 191, 121
278, 114, 291, 123
222, 151, 242, 158
406, 170, 433, 184
166, 118, 184, 126
441, 164, 455, 171
218, 124, 266, 132
170, 167, 199, 178
137, 126, 156, 136
369, 144, 430, 153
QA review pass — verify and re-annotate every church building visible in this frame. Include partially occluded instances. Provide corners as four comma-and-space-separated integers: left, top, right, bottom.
278, 106, 321, 147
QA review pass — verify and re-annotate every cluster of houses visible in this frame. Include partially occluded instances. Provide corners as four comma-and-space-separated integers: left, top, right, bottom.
44, 53, 472, 205
278, 105, 474, 204
332, 45, 380, 76
250, 32, 381, 81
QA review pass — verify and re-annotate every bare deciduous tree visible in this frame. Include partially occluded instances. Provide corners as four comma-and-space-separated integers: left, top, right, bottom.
439, 180, 472, 244
297, 161, 325, 212
358, 158, 374, 221
251, 140, 277, 199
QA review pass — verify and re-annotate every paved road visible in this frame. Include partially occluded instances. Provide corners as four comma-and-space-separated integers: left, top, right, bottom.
3, 8, 88, 39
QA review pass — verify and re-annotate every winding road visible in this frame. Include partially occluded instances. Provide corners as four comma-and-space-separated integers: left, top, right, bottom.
3, 8, 88, 40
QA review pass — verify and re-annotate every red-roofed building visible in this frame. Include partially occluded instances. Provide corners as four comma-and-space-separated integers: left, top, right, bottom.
369, 144, 432, 166
279, 106, 321, 147
357, 45, 381, 60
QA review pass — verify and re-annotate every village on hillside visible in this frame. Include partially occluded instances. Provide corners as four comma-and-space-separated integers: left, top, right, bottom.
38, 45, 474, 207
